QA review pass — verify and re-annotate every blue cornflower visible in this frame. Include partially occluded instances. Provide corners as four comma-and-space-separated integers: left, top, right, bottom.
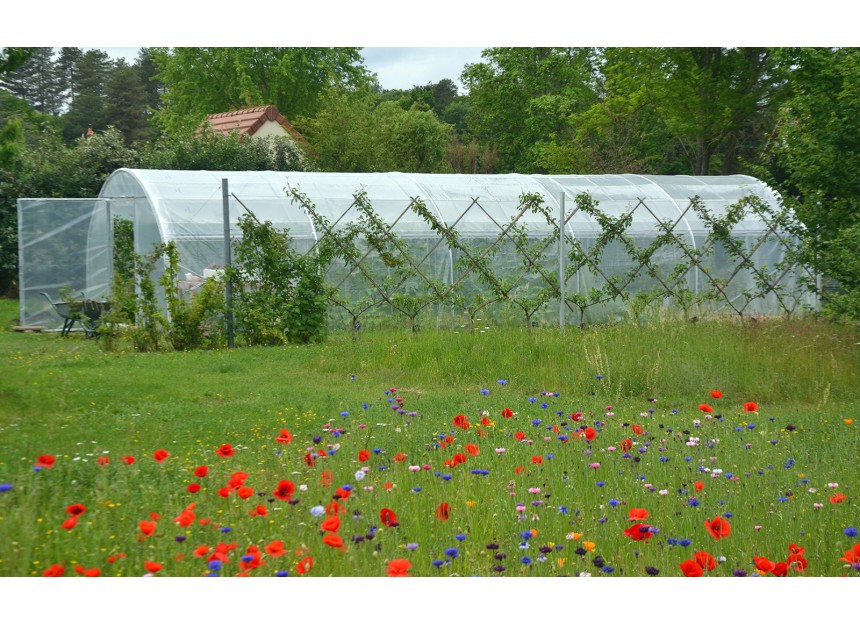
362, 403, 369, 409
0, 483, 12, 492
596, 481, 605, 487
735, 426, 743, 432
378, 465, 388, 471
685, 456, 692, 462
373, 448, 382, 454
406, 543, 419, 550
455, 534, 467, 541
540, 403, 549, 409
777, 497, 789, 503
596, 375, 604, 380
528, 397, 537, 403
679, 539, 691, 547
480, 389, 490, 396
724, 512, 733, 518
175, 535, 186, 543
441, 474, 452, 481
602, 566, 614, 573
659, 456, 669, 462
432, 559, 445, 567
521, 556, 532, 565
546, 453, 555, 460
597, 517, 607, 523
532, 419, 542, 427
313, 435, 322, 443
845, 527, 859, 538
275, 570, 290, 577
445, 548, 459, 559
341, 484, 353, 491
558, 506, 569, 514
208, 560, 223, 571
558, 435, 569, 442
497, 379, 507, 385
220, 527, 232, 533
608, 499, 620, 507
666, 538, 678, 546
747, 423, 756, 430
688, 498, 700, 507
520, 530, 533, 541
412, 487, 421, 492
241, 555, 255, 563
671, 408, 678, 414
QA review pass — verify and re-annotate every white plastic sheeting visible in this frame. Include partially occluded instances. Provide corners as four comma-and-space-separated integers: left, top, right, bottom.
19, 169, 814, 330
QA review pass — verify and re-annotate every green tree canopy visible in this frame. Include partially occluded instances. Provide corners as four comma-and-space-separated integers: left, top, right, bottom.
150, 47, 372, 136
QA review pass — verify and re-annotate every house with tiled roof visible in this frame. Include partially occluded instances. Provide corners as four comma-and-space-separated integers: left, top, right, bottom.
203, 105, 306, 143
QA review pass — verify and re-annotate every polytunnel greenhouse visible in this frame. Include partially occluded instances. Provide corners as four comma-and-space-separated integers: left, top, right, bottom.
18, 169, 817, 332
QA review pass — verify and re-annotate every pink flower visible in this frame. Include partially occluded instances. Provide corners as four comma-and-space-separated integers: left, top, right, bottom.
589, 463, 601, 469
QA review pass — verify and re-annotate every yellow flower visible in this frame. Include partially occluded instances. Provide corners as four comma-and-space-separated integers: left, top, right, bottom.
465, 500, 476, 507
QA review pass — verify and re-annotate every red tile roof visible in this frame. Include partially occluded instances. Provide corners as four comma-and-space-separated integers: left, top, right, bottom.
204, 105, 305, 142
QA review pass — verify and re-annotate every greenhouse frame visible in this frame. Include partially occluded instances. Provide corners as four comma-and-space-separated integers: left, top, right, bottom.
18, 170, 817, 332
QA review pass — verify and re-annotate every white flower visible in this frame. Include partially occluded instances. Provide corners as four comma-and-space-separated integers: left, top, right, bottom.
310, 505, 325, 517
354, 470, 366, 481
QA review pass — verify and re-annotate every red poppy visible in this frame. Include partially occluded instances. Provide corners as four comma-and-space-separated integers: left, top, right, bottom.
217, 487, 231, 498
144, 561, 163, 573
514, 431, 526, 441
693, 480, 704, 492
193, 545, 211, 558
186, 483, 201, 493
387, 558, 412, 577
571, 412, 584, 421
149, 512, 160, 520
829, 492, 846, 504
393, 452, 407, 462
620, 439, 633, 452
743, 402, 758, 412
465, 443, 480, 456
481, 416, 492, 426
453, 414, 470, 430
382, 482, 394, 492
531, 455, 543, 465
754, 556, 777, 575
152, 449, 169, 463
358, 449, 370, 462
839, 543, 860, 564
326, 500, 346, 516
304, 453, 316, 467
193, 465, 209, 478
770, 561, 788, 577
694, 550, 716, 571
514, 466, 525, 474
216, 444, 235, 457
66, 503, 86, 516
35, 455, 55, 469
139, 520, 156, 537
623, 523, 653, 541
380, 508, 398, 527
228, 471, 248, 488
710, 390, 723, 399
631, 424, 644, 435
296, 556, 314, 575
236, 486, 254, 499
96, 456, 109, 466
436, 502, 451, 521
42, 563, 65, 577
321, 471, 333, 487
61, 516, 78, 530
174, 505, 196, 527
273, 480, 295, 501
698, 404, 714, 413
275, 429, 292, 444
75, 565, 101, 577
249, 504, 268, 517
704, 516, 731, 540
121, 456, 135, 465
453, 453, 467, 465
501, 407, 514, 419
335, 487, 352, 500
788, 543, 805, 556
582, 427, 596, 441
787, 553, 808, 572
679, 559, 703, 577
321, 515, 341, 532
323, 534, 345, 550
628, 508, 649, 522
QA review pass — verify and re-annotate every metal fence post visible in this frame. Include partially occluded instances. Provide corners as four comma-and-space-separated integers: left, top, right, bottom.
559, 193, 565, 329
223, 179, 235, 349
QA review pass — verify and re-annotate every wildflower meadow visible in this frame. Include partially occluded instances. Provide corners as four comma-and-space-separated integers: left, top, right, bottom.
1, 297, 857, 619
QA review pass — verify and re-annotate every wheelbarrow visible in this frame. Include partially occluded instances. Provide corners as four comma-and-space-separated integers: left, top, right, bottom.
40, 292, 111, 337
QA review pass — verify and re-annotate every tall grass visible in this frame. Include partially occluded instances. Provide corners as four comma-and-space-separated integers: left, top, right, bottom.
1, 297, 858, 578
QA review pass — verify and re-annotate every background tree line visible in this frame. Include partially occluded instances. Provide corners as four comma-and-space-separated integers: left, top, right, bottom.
1, 46, 858, 317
